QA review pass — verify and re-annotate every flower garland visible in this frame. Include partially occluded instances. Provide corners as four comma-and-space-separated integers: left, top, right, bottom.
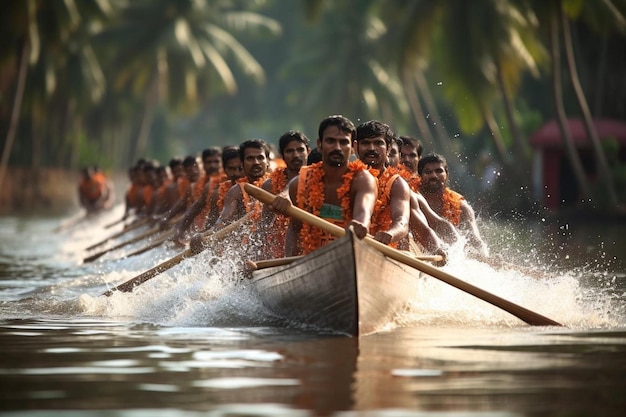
297, 160, 369, 254
370, 167, 402, 237
216, 180, 234, 211
269, 167, 288, 194
396, 165, 421, 192
239, 174, 270, 220
442, 188, 463, 226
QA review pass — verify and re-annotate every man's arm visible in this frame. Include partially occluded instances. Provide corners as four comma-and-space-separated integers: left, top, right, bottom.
409, 193, 446, 254
416, 192, 460, 244
460, 200, 489, 258
349, 170, 377, 239
175, 183, 211, 237
212, 185, 244, 231
374, 177, 409, 245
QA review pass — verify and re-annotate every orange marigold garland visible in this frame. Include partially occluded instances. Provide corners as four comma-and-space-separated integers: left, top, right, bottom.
269, 168, 288, 194
442, 188, 463, 226
216, 180, 234, 211
370, 167, 402, 236
298, 160, 369, 254
238, 174, 270, 221
396, 165, 421, 192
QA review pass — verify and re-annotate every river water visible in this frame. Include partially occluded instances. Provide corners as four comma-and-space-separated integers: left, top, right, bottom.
1, 205, 625, 416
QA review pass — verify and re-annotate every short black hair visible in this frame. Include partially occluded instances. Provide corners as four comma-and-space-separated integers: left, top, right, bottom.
417, 152, 448, 175
239, 139, 270, 161
202, 147, 221, 160
278, 131, 309, 155
399, 136, 424, 158
318, 115, 356, 141
183, 155, 198, 167
355, 120, 394, 148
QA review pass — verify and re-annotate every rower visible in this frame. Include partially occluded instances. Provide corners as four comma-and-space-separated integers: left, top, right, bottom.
257, 130, 310, 258
269, 115, 378, 257
78, 165, 113, 214
418, 152, 489, 258
174, 146, 242, 241
190, 140, 270, 254
355, 121, 446, 265
398, 136, 460, 245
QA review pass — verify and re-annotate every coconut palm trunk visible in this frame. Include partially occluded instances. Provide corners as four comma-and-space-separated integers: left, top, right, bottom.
561, 11, 619, 207
0, 41, 30, 195
550, 4, 592, 203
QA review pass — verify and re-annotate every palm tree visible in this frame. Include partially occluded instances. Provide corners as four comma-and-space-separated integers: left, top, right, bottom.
98, 0, 280, 163
285, 0, 410, 127
560, 0, 624, 207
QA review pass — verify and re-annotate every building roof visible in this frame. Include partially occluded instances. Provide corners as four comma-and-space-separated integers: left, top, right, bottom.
529, 118, 626, 148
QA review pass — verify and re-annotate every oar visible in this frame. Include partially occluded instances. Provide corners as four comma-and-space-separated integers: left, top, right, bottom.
84, 217, 151, 252
83, 226, 174, 263
52, 212, 88, 233
123, 232, 175, 258
101, 212, 252, 296
243, 183, 562, 327
104, 215, 134, 229
247, 253, 444, 271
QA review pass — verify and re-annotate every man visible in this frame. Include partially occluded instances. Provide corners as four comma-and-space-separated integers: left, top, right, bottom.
418, 152, 489, 258
190, 140, 270, 254
398, 136, 460, 245
159, 155, 201, 228
152, 157, 185, 219
258, 130, 310, 258
78, 166, 113, 214
387, 137, 401, 167
355, 121, 409, 247
355, 121, 446, 259
399, 136, 423, 174
270, 115, 378, 256
174, 146, 242, 241
211, 140, 270, 230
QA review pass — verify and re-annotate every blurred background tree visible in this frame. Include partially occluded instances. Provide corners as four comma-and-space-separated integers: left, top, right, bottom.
1, 0, 625, 213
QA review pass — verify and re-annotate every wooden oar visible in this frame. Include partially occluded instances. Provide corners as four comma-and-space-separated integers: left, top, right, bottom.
52, 212, 88, 233
247, 253, 444, 271
123, 232, 176, 258
83, 226, 174, 263
243, 183, 562, 327
84, 217, 151, 251
101, 213, 252, 296
104, 215, 133, 229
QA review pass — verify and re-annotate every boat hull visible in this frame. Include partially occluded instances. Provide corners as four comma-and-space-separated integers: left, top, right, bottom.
250, 231, 421, 336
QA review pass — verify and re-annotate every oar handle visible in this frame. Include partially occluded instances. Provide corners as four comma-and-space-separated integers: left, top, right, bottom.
243, 183, 562, 327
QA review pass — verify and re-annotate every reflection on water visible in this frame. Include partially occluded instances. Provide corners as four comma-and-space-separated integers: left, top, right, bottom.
0, 209, 625, 415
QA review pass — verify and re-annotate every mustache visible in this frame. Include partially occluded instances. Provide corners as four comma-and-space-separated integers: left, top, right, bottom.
329, 150, 344, 158
364, 151, 379, 158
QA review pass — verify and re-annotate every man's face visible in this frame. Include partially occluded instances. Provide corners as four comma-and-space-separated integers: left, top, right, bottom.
419, 162, 447, 193
243, 147, 268, 180
185, 162, 201, 183
400, 145, 420, 174
171, 165, 185, 180
203, 155, 221, 176
356, 136, 388, 170
318, 126, 352, 167
224, 158, 244, 181
388, 142, 399, 167
282, 140, 308, 173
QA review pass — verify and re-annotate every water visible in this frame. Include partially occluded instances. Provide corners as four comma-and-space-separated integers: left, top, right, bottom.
1, 205, 625, 416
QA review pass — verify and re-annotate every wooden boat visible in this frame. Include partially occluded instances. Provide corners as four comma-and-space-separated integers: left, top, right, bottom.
249, 229, 422, 336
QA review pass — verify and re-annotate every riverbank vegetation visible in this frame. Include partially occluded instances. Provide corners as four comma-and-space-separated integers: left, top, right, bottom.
1, 0, 625, 215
